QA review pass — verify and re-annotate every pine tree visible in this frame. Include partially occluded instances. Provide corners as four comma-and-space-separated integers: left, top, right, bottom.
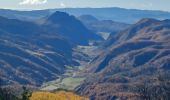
21, 86, 32, 100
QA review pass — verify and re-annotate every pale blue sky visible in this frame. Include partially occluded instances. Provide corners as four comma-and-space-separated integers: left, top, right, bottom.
0, 0, 170, 11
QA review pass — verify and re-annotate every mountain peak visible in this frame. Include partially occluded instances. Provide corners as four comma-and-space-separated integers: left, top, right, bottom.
137, 18, 160, 24
44, 11, 102, 45
47, 11, 74, 23
50, 11, 69, 17
78, 15, 99, 23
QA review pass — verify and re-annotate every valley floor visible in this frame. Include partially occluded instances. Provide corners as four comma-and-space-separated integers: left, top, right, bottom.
41, 45, 98, 91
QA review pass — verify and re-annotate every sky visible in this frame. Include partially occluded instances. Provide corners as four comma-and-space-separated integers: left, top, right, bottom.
0, 0, 170, 12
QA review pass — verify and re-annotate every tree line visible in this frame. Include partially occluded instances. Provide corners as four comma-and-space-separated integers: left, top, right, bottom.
0, 78, 31, 100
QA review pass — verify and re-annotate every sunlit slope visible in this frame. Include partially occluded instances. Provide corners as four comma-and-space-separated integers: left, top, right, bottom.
30, 91, 89, 100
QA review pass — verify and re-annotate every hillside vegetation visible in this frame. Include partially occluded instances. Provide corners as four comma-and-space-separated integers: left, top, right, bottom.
30, 91, 89, 100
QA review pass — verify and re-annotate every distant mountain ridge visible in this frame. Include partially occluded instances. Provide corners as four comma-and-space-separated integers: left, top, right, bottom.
53, 7, 170, 23
78, 14, 130, 34
0, 7, 170, 23
0, 9, 50, 21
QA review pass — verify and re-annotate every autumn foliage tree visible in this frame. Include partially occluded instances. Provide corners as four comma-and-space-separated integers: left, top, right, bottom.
30, 91, 89, 100
137, 72, 170, 100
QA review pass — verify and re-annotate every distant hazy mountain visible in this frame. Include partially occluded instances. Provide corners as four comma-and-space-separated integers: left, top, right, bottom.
0, 9, 50, 21
0, 7, 170, 23
76, 18, 170, 99
78, 15, 99, 24
53, 7, 170, 23
78, 15, 130, 34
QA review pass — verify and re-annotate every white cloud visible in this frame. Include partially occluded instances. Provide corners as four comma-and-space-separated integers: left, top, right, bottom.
60, 2, 66, 8
19, 0, 47, 5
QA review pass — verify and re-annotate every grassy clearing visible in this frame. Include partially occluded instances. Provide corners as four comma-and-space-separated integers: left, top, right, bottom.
59, 77, 85, 90
41, 77, 85, 91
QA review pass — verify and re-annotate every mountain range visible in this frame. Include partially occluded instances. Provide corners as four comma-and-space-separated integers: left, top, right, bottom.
0, 11, 101, 86
0, 7, 170, 100
0, 7, 170, 23
76, 18, 170, 100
